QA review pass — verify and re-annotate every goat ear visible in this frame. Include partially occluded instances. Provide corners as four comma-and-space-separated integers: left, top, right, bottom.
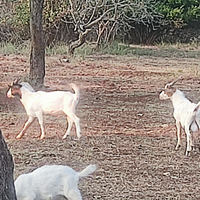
165, 80, 178, 89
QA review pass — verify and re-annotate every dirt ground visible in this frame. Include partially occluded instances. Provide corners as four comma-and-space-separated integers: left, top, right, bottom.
1, 53, 200, 199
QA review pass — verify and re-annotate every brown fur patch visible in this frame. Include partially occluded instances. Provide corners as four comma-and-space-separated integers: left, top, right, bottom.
163, 87, 176, 97
11, 85, 22, 99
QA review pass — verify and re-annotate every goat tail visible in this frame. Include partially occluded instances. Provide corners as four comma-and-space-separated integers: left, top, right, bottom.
78, 164, 97, 178
69, 83, 80, 101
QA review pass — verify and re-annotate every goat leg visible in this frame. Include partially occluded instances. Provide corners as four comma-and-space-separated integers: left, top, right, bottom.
35, 112, 45, 139
185, 128, 192, 156
17, 116, 35, 139
62, 117, 73, 139
175, 122, 181, 150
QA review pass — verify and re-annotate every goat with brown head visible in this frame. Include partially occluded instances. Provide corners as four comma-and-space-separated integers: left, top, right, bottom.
6, 78, 81, 140
159, 80, 177, 100
159, 80, 200, 156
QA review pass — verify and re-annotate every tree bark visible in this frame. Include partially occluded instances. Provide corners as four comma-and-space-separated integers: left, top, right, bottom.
29, 0, 45, 86
0, 129, 17, 200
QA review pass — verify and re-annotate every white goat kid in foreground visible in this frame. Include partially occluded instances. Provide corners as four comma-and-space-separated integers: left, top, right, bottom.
7, 79, 81, 139
159, 81, 200, 155
15, 164, 97, 200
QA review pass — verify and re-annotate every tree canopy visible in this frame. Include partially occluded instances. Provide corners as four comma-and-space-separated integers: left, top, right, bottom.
0, 0, 199, 45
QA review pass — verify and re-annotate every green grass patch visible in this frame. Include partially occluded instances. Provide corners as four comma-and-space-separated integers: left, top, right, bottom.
0, 42, 19, 55
98, 42, 200, 58
46, 44, 68, 56
0, 42, 31, 55
0, 41, 199, 59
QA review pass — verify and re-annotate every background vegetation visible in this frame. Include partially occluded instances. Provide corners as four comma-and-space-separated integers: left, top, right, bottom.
0, 0, 200, 50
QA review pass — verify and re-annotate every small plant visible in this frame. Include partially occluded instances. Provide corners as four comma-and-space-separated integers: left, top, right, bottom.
0, 43, 18, 55
46, 44, 68, 56
0, 42, 30, 55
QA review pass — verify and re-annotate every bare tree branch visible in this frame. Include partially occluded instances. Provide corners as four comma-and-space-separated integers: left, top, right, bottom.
65, 0, 167, 54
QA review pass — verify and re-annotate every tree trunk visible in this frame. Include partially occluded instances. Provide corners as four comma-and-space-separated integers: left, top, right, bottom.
29, 0, 45, 86
0, 129, 17, 200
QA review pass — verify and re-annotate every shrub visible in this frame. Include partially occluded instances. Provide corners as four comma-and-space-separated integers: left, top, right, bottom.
157, 0, 200, 27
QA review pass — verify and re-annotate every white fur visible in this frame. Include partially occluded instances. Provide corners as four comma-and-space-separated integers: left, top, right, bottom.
7, 83, 81, 139
15, 164, 97, 200
160, 83, 200, 155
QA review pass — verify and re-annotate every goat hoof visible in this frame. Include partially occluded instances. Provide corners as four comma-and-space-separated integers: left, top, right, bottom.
191, 146, 195, 151
77, 135, 82, 140
16, 135, 22, 139
175, 145, 180, 150
185, 151, 191, 156
62, 135, 68, 140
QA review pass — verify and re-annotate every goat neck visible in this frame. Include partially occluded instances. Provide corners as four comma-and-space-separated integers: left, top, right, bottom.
19, 86, 35, 107
170, 89, 191, 108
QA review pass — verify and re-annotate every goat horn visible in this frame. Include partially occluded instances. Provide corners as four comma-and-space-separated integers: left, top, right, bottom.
14, 77, 21, 84
165, 79, 178, 89
169, 80, 178, 86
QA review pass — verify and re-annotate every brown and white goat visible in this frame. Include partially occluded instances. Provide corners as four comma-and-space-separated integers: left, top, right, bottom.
159, 81, 200, 155
7, 79, 81, 139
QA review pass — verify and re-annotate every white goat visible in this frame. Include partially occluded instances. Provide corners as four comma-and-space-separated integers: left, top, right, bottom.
159, 81, 200, 155
15, 164, 97, 200
7, 79, 81, 139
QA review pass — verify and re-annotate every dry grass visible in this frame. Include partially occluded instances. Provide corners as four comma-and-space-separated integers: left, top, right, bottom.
1, 53, 200, 199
